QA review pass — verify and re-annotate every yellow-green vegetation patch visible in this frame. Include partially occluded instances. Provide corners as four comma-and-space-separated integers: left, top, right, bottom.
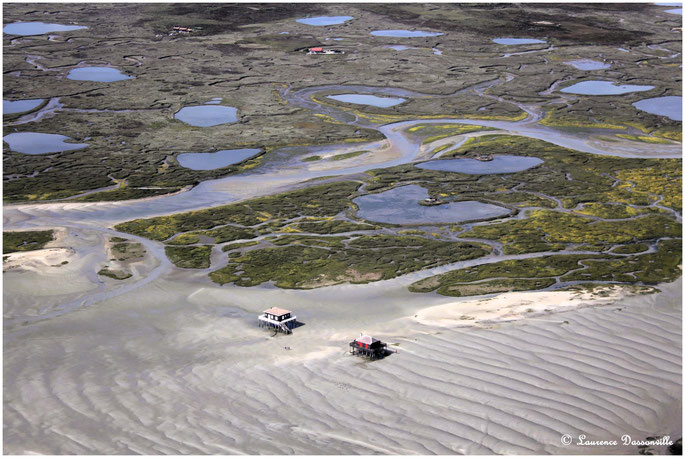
3, 230, 54, 253
612, 243, 650, 254
302, 155, 322, 162
561, 239, 681, 284
97, 267, 132, 280
210, 235, 491, 289
165, 245, 212, 269
330, 151, 367, 161
614, 165, 682, 211
431, 278, 557, 297
616, 134, 674, 144
74, 187, 183, 202
110, 241, 146, 261
484, 192, 557, 209
464, 210, 680, 254
166, 233, 202, 245
574, 203, 652, 219
409, 254, 610, 295
406, 123, 495, 144
288, 219, 377, 234
222, 240, 260, 252
115, 181, 361, 241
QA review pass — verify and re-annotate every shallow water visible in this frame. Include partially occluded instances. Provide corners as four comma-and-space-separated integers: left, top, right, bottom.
353, 184, 510, 224
296, 16, 353, 26
565, 59, 611, 70
3, 132, 88, 155
174, 106, 239, 127
493, 38, 546, 45
417, 155, 543, 174
665, 7, 683, 14
371, 30, 442, 38
386, 45, 412, 51
66, 67, 133, 82
3, 99, 44, 114
177, 148, 261, 170
327, 94, 406, 107
632, 96, 682, 121
560, 80, 654, 95
3, 21, 87, 36
205, 98, 222, 105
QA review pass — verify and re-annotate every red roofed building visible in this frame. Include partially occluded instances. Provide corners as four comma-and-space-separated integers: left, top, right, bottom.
349, 333, 387, 359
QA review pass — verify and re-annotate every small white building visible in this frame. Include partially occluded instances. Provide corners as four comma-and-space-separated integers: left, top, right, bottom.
258, 307, 297, 333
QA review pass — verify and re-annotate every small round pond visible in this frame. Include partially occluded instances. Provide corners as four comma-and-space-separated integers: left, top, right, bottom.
493, 38, 546, 45
632, 96, 682, 121
296, 16, 353, 26
353, 184, 510, 225
3, 132, 88, 155
174, 106, 239, 127
177, 148, 261, 170
560, 81, 654, 95
3, 22, 87, 36
327, 94, 406, 108
417, 155, 544, 175
565, 60, 611, 70
66, 67, 133, 82
371, 30, 442, 38
3, 99, 44, 114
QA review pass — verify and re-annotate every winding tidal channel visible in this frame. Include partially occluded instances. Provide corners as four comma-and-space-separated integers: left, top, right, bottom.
4, 80, 682, 454
4, 80, 682, 320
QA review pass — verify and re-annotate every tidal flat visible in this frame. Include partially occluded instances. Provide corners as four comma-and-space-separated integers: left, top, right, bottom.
3, 3, 682, 455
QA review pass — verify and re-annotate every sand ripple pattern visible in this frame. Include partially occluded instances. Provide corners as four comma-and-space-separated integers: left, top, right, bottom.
4, 287, 680, 454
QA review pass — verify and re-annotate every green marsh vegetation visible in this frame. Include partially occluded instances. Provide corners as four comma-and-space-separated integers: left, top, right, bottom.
3, 230, 55, 253
165, 245, 212, 269
117, 134, 681, 294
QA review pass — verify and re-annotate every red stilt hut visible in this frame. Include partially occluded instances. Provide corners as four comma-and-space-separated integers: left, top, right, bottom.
349, 333, 387, 360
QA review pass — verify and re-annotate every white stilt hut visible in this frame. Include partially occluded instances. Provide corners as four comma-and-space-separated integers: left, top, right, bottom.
258, 307, 297, 334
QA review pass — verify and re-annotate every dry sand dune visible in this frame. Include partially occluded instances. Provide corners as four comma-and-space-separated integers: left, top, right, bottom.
3, 266, 680, 454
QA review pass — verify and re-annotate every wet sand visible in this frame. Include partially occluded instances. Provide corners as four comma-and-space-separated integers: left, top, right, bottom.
4, 235, 681, 454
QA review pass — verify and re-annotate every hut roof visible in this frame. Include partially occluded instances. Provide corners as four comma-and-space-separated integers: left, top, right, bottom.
355, 335, 380, 345
264, 307, 291, 316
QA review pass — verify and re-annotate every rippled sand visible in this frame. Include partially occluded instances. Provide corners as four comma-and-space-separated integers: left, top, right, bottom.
4, 263, 680, 454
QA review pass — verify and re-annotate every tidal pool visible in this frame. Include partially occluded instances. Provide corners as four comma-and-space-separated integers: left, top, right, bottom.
174, 106, 239, 127
566, 60, 611, 70
493, 38, 546, 45
296, 16, 353, 26
205, 98, 222, 105
3, 99, 44, 114
177, 148, 261, 170
386, 45, 412, 51
560, 80, 654, 95
632, 96, 682, 121
3, 132, 88, 155
371, 30, 442, 38
417, 155, 543, 175
353, 184, 510, 225
327, 94, 406, 107
3, 21, 87, 36
66, 67, 133, 82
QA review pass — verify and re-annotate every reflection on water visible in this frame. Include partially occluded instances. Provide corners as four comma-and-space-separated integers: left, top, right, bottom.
67, 67, 133, 82
417, 155, 543, 174
353, 184, 510, 224
633, 96, 682, 121
296, 16, 353, 26
561, 80, 654, 95
327, 94, 406, 107
371, 30, 442, 37
177, 148, 261, 170
3, 99, 44, 114
3, 132, 88, 155
3, 21, 87, 35
493, 38, 546, 45
174, 105, 238, 127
